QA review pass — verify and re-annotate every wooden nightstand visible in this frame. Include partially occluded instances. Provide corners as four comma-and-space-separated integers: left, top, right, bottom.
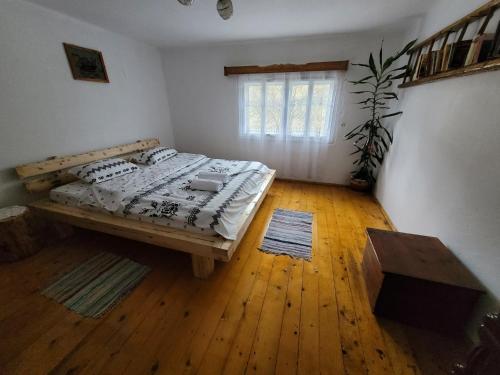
362, 228, 484, 335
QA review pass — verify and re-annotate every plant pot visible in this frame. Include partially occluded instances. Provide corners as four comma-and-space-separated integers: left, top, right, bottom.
350, 178, 371, 192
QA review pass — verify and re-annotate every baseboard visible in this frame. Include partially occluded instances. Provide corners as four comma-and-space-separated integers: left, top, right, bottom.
373, 196, 398, 231
276, 177, 348, 188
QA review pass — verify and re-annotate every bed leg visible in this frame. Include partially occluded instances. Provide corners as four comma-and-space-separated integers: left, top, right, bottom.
191, 255, 215, 279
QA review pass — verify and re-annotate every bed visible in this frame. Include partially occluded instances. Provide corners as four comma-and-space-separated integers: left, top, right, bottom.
16, 139, 276, 278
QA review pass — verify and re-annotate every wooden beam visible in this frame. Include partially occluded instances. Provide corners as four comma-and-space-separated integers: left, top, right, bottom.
224, 61, 349, 76
457, 23, 469, 43
24, 173, 78, 194
28, 199, 231, 261
191, 255, 215, 279
440, 32, 451, 51
22, 151, 143, 193
26, 169, 276, 267
409, 0, 500, 53
399, 57, 500, 88
478, 7, 495, 34
16, 138, 160, 179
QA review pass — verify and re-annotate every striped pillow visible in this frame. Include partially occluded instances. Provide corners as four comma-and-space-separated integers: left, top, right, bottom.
133, 147, 177, 165
69, 158, 139, 184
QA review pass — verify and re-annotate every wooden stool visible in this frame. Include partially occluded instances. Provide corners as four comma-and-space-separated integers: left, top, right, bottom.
0, 206, 41, 262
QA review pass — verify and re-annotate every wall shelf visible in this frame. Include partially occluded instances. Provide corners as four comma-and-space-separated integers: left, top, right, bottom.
400, 0, 500, 88
399, 57, 500, 88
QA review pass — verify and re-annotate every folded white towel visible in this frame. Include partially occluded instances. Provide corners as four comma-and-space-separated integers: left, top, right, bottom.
190, 178, 223, 192
198, 171, 229, 183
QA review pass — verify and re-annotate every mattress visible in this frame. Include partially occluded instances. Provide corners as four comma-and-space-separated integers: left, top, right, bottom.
50, 153, 270, 239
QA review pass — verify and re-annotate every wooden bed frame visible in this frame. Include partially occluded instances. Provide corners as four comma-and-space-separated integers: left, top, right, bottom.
15, 139, 276, 278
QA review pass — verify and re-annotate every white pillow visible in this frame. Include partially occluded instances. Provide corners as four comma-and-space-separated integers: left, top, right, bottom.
133, 147, 177, 165
69, 158, 139, 184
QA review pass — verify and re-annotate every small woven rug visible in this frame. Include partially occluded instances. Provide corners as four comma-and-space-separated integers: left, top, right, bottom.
260, 208, 313, 260
42, 252, 150, 318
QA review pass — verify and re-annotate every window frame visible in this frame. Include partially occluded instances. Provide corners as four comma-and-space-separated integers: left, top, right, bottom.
240, 73, 337, 142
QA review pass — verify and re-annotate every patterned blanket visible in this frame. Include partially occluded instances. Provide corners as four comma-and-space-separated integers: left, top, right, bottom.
51, 153, 270, 239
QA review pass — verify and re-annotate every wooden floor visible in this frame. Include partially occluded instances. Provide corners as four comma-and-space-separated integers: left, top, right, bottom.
0, 181, 469, 375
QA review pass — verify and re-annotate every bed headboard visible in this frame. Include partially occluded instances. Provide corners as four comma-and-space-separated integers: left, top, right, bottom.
15, 138, 160, 193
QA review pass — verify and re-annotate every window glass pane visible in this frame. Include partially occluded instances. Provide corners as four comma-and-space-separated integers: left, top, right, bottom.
240, 75, 337, 139
264, 82, 284, 135
287, 82, 309, 136
245, 83, 262, 134
309, 81, 334, 137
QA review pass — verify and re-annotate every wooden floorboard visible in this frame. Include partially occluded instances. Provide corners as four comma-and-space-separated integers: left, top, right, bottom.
0, 181, 469, 375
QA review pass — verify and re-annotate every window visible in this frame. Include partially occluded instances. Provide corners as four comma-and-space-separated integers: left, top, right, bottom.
239, 72, 339, 141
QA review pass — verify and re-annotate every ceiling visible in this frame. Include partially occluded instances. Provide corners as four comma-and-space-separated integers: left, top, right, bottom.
26, 0, 436, 48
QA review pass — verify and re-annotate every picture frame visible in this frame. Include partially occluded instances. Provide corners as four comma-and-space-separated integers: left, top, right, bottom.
63, 43, 109, 83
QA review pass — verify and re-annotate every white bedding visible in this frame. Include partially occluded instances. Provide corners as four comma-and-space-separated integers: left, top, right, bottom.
50, 153, 270, 240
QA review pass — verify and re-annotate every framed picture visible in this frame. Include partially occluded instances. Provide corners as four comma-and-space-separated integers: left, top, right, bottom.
63, 43, 109, 83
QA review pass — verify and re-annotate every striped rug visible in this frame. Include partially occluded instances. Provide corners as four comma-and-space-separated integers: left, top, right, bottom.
42, 252, 150, 318
260, 208, 313, 260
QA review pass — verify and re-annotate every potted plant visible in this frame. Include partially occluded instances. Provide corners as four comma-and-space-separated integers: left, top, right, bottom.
346, 39, 416, 192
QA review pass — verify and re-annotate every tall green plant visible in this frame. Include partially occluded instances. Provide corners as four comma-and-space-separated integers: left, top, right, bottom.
346, 39, 416, 184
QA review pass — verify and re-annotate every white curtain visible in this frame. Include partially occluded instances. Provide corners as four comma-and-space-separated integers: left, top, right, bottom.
237, 70, 345, 181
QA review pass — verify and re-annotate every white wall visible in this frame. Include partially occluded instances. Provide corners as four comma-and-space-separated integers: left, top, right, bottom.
162, 31, 408, 184
376, 0, 500, 327
0, 0, 174, 206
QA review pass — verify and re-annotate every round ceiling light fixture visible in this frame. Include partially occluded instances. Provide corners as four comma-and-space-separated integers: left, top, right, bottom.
217, 0, 233, 20
177, 0, 233, 20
